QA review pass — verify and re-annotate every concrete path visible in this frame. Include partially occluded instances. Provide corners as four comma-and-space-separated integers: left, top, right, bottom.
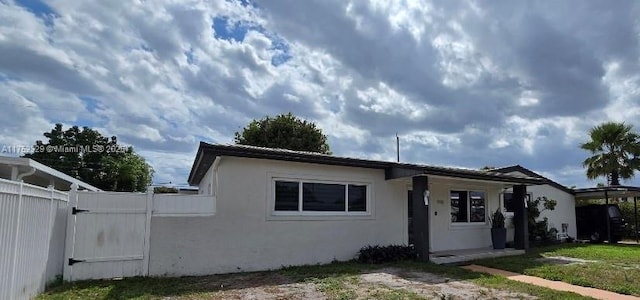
462, 264, 639, 300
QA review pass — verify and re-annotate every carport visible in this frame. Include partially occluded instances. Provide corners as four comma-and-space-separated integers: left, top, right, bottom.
574, 186, 640, 243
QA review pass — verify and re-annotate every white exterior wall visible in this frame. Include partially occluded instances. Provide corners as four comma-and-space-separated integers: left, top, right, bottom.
427, 177, 503, 252
503, 171, 577, 241
198, 165, 214, 195
527, 184, 576, 238
149, 157, 407, 276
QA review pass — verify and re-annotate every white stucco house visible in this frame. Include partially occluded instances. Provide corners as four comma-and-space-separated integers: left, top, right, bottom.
148, 143, 549, 275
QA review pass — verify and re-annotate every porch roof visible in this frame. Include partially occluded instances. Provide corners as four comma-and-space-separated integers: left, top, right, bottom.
188, 142, 544, 186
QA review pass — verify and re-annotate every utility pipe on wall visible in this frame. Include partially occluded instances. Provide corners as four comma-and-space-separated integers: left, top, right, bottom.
16, 166, 36, 181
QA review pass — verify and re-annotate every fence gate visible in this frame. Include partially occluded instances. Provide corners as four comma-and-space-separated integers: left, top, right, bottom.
63, 190, 152, 281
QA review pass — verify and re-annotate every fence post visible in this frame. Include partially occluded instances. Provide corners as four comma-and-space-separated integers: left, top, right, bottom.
46, 185, 55, 248
142, 186, 154, 276
9, 181, 24, 300
63, 184, 78, 281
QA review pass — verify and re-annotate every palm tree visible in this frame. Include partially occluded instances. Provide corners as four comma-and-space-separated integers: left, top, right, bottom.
581, 122, 640, 185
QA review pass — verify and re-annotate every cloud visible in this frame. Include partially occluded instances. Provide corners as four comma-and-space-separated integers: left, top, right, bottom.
1, 0, 640, 188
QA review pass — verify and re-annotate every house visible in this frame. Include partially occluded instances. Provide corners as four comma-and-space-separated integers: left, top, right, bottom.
494, 165, 577, 241
147, 142, 543, 275
0, 156, 100, 191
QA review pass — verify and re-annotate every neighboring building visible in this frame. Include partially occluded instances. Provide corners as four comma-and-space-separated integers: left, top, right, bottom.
0, 156, 100, 191
148, 143, 542, 276
494, 165, 577, 240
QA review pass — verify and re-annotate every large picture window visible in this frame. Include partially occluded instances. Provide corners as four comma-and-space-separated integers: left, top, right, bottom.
451, 190, 485, 223
274, 180, 369, 214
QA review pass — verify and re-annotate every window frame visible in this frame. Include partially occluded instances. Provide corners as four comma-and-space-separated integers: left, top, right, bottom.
272, 177, 372, 217
450, 189, 487, 225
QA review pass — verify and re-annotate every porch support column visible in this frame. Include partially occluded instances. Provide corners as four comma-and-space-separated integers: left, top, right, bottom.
412, 176, 429, 261
513, 185, 529, 251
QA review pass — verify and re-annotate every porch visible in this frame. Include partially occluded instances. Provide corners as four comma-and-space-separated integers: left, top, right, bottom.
430, 247, 525, 264
385, 165, 544, 262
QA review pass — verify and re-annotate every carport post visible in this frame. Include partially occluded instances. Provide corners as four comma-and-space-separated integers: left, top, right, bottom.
635, 197, 638, 243
605, 190, 611, 243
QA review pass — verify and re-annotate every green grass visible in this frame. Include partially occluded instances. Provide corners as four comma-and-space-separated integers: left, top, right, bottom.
473, 243, 640, 296
37, 260, 591, 300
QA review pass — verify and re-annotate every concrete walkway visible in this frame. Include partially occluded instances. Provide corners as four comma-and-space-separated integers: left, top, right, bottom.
462, 264, 639, 300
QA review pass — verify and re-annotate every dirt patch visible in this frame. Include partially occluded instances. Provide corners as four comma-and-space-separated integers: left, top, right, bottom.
211, 281, 326, 300
192, 267, 536, 299
357, 268, 536, 300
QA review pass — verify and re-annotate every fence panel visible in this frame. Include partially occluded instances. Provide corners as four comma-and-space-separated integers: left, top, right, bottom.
0, 179, 68, 300
153, 194, 215, 216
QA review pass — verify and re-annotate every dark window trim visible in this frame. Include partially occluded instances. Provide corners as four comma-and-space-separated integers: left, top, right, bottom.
273, 178, 371, 215
450, 189, 487, 224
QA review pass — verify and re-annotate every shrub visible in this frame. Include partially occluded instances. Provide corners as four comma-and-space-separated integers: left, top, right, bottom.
619, 201, 639, 240
357, 244, 417, 264
527, 196, 557, 242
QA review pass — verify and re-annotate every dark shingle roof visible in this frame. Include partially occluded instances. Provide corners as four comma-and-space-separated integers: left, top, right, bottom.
188, 142, 544, 186
493, 165, 574, 194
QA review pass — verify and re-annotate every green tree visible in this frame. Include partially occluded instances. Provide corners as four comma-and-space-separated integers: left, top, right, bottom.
581, 122, 640, 186
24, 124, 153, 192
234, 112, 331, 154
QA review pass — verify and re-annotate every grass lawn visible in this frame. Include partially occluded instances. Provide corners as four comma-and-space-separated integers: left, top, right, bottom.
37, 260, 590, 300
473, 243, 640, 296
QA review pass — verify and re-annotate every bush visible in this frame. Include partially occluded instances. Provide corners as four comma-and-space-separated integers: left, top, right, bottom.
619, 201, 639, 240
528, 196, 558, 242
357, 245, 417, 264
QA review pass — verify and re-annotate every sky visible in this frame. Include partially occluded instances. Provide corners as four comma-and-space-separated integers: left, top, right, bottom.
1, 0, 639, 188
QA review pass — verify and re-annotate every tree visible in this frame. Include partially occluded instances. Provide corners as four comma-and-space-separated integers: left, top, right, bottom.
24, 124, 153, 192
154, 186, 179, 194
581, 122, 640, 186
234, 112, 331, 154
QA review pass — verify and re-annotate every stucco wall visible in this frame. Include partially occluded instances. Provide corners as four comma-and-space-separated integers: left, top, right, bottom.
149, 157, 406, 276
198, 164, 214, 195
427, 178, 503, 252
529, 184, 577, 238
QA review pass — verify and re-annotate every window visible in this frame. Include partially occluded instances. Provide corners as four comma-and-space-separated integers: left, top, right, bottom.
303, 182, 345, 211
451, 190, 485, 223
502, 193, 531, 213
275, 181, 299, 211
274, 180, 368, 213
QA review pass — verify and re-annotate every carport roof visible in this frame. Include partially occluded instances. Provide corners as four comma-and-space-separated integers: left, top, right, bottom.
188, 142, 544, 186
574, 186, 640, 200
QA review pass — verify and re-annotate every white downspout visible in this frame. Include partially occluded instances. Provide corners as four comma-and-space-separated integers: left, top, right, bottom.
16, 166, 36, 181
10, 166, 18, 181
212, 157, 222, 197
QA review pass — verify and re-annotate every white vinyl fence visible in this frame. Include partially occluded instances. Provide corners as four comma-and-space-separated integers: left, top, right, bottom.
0, 178, 68, 300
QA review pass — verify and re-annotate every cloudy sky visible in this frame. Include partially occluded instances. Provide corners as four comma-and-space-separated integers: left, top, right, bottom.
1, 0, 639, 188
